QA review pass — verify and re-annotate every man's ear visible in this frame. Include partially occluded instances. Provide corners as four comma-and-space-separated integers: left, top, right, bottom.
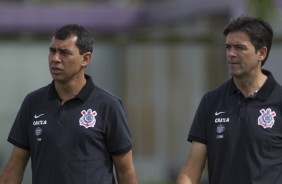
258, 47, 267, 62
82, 52, 92, 67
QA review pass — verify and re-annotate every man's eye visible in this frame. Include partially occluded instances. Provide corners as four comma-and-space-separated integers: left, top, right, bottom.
49, 49, 56, 53
235, 46, 245, 50
61, 51, 70, 56
225, 45, 231, 50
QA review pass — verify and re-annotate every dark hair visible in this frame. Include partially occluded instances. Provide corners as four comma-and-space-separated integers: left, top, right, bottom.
223, 16, 273, 66
54, 24, 94, 54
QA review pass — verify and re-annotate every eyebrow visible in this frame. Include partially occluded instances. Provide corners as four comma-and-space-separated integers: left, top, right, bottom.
225, 43, 247, 47
49, 47, 71, 53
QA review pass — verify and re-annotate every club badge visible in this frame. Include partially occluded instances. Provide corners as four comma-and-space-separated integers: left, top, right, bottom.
35, 127, 43, 136
79, 109, 97, 129
258, 108, 276, 129
216, 124, 225, 134
35, 127, 43, 141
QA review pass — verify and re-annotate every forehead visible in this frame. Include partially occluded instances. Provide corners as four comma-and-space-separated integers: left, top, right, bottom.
49, 35, 78, 50
225, 31, 251, 45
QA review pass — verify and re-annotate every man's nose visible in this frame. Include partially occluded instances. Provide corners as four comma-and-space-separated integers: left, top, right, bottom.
50, 52, 61, 62
227, 47, 236, 57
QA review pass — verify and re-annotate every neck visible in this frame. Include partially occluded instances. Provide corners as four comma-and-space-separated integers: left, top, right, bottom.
55, 76, 87, 104
234, 72, 267, 97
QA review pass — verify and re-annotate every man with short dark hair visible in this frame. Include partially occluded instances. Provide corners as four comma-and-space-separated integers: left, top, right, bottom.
0, 24, 137, 184
177, 16, 282, 184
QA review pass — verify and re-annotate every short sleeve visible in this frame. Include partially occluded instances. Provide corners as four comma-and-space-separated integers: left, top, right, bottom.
105, 98, 132, 155
8, 95, 31, 151
188, 94, 208, 145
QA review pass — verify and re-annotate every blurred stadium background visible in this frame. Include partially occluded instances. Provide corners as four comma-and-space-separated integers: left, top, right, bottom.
1, 0, 282, 183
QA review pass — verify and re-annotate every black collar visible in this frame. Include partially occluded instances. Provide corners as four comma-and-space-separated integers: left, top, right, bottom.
228, 70, 277, 100
48, 74, 95, 102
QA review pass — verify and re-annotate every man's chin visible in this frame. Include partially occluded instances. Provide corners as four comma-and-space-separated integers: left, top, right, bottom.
51, 75, 64, 82
228, 69, 241, 77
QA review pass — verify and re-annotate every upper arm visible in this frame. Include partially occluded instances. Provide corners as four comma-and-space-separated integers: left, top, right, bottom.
177, 141, 207, 184
185, 141, 207, 170
112, 150, 137, 184
6, 146, 30, 171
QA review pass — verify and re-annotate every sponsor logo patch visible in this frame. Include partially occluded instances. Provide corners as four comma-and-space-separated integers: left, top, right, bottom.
34, 114, 44, 118
215, 111, 226, 116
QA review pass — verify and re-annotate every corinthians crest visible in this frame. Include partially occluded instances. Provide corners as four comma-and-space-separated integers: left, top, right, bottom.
79, 109, 97, 129
258, 108, 276, 129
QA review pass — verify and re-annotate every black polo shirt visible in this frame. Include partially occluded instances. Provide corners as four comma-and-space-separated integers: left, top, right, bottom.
8, 75, 132, 184
188, 70, 282, 184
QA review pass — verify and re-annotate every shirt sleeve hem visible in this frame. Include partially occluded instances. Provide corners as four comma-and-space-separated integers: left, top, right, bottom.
110, 145, 132, 156
187, 135, 207, 145
7, 137, 30, 151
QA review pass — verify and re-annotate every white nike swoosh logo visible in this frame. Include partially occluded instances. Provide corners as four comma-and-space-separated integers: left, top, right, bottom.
215, 111, 225, 116
34, 114, 44, 118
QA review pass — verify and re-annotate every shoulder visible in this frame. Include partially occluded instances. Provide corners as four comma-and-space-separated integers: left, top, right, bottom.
92, 85, 124, 107
261, 70, 282, 98
86, 75, 121, 103
204, 78, 232, 99
194, 79, 232, 111
22, 84, 51, 104
94, 86, 119, 100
